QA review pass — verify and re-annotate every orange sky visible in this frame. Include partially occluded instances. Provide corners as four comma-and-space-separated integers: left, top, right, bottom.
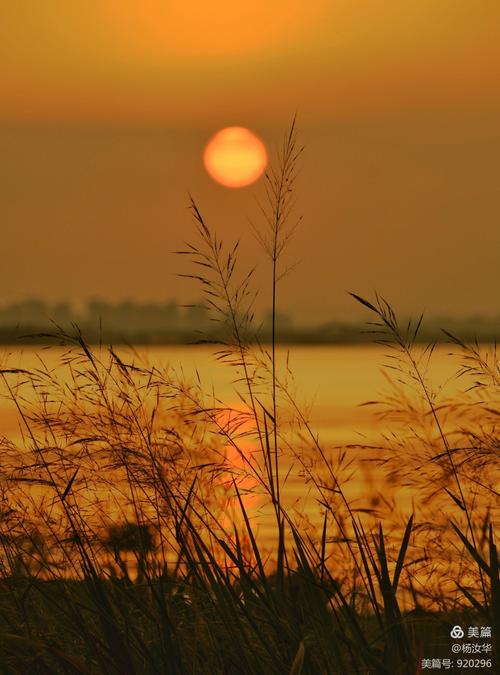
2, 2, 500, 124
1, 1, 499, 321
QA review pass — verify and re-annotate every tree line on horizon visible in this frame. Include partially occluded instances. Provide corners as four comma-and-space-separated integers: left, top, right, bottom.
0, 298, 498, 345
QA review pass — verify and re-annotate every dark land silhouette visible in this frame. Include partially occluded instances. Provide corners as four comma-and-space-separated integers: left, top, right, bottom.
0, 298, 498, 345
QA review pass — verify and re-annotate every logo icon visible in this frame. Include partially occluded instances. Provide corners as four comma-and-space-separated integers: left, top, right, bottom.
450, 625, 464, 639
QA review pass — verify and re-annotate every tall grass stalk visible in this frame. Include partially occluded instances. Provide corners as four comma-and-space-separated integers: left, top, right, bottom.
0, 122, 497, 673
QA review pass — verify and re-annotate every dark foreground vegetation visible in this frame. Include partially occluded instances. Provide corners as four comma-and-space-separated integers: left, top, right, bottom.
0, 122, 498, 673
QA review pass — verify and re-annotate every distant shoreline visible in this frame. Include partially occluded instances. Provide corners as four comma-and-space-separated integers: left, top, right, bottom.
0, 328, 497, 347
0, 299, 498, 347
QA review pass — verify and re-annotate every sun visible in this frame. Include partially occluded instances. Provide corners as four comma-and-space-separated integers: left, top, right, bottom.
203, 127, 268, 188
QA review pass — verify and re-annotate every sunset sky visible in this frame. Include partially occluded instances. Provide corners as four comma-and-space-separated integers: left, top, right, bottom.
1, 1, 499, 322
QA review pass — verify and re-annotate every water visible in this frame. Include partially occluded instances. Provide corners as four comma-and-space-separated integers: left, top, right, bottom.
0, 342, 460, 437
0, 343, 466, 549
0, 342, 461, 466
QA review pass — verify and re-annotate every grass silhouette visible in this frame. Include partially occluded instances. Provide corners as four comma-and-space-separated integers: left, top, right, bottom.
0, 121, 498, 674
